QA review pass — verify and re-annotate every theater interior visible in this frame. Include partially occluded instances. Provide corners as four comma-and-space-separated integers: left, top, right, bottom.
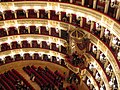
0, 0, 120, 90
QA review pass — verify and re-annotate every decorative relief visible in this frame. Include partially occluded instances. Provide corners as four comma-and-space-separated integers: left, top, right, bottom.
5, 20, 16, 26
1, 3, 12, 10
14, 2, 47, 8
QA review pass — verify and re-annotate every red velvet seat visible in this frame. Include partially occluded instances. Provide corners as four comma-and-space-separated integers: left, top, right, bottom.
0, 77, 12, 90
28, 9, 37, 18
40, 26, 49, 35
50, 10, 59, 20
19, 26, 28, 34
11, 41, 20, 49
1, 43, 10, 51
12, 69, 35, 90
51, 43, 59, 51
16, 9, 26, 19
4, 10, 15, 20
0, 28, 7, 37
61, 12, 69, 22
24, 53, 32, 60
51, 28, 59, 37
32, 40, 40, 48
30, 26, 39, 34
39, 9, 48, 19
96, 0, 105, 12
0, 74, 17, 90
34, 53, 41, 60
52, 56, 57, 63
84, 0, 93, 8
5, 56, 13, 63
42, 41, 50, 49
22, 40, 30, 48
61, 45, 67, 54
8, 27, 18, 35
43, 54, 50, 61
14, 54, 23, 61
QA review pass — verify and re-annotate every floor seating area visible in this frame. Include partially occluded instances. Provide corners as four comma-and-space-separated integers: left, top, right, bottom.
23, 65, 67, 90
0, 69, 35, 90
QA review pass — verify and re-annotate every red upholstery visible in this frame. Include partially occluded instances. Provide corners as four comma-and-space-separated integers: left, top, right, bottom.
50, 10, 59, 20
11, 41, 20, 49
33, 53, 41, 60
40, 26, 49, 35
30, 26, 39, 34
14, 54, 23, 61
28, 9, 37, 18
0, 28, 7, 37
21, 40, 30, 48
16, 9, 26, 19
1, 43, 10, 51
8, 27, 18, 35
5, 56, 13, 63
42, 41, 50, 49
32, 40, 40, 48
24, 53, 32, 60
39, 9, 48, 19
19, 26, 28, 34
51, 27, 59, 37
51, 43, 59, 51
4, 10, 15, 20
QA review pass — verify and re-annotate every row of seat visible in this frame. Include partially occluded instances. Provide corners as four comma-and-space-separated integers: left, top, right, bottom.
65, 84, 77, 90
23, 65, 66, 89
0, 26, 68, 40
0, 52, 66, 67
0, 40, 67, 53
0, 0, 119, 22
0, 69, 35, 90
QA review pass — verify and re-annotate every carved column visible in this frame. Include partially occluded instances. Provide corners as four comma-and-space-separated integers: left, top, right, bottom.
6, 30, 9, 36
48, 10, 50, 19
80, 17, 83, 27
115, 3, 120, 20
59, 12, 61, 21
14, 11, 17, 19
70, 0, 73, 3
2, 12, 5, 20
104, 1, 110, 14
90, 21, 94, 32
82, 0, 85, 6
37, 11, 39, 18
93, 0, 97, 9
59, 29, 61, 37
109, 34, 114, 47
25, 11, 28, 18
100, 27, 105, 38
96, 50, 100, 59
93, 69, 97, 76
69, 14, 72, 23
